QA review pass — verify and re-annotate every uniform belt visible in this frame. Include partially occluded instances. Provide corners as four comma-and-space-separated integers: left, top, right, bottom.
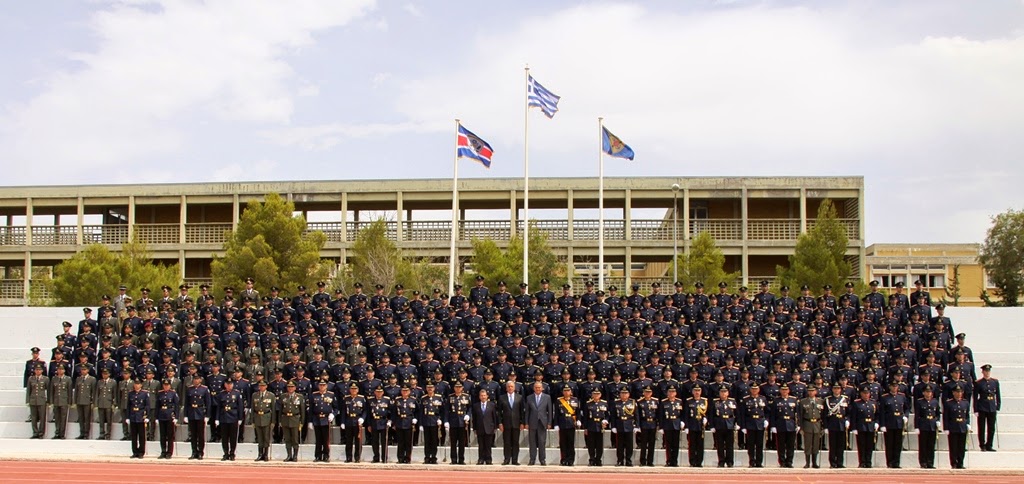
257, 411, 265, 415
807, 418, 818, 422
285, 413, 294, 416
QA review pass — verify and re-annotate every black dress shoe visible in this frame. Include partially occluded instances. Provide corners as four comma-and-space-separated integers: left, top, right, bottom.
222, 456, 230, 461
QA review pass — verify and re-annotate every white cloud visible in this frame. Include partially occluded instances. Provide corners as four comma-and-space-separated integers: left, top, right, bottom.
260, 121, 445, 151
212, 158, 278, 182
0, 0, 375, 183
403, 3, 424, 18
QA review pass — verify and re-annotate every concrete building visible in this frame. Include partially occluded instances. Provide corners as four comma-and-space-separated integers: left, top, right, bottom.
865, 243, 994, 307
0, 176, 864, 305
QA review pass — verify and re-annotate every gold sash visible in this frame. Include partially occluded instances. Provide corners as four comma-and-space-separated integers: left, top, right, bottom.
559, 397, 576, 418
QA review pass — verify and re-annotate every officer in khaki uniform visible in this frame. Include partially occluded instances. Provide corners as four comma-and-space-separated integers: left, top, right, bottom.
141, 370, 161, 440
94, 368, 117, 440
278, 380, 306, 462
49, 364, 72, 439
797, 385, 825, 468
251, 379, 277, 462
26, 363, 49, 438
117, 368, 135, 440
74, 365, 97, 439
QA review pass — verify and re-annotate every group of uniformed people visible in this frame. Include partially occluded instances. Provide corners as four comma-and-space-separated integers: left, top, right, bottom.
23, 277, 1000, 469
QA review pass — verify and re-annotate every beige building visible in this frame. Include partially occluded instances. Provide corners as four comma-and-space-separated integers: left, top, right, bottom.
865, 243, 993, 307
0, 177, 865, 306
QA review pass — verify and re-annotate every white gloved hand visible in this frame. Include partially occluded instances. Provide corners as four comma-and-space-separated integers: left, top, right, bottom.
874, 423, 879, 431
205, 418, 209, 424
328, 414, 335, 423
601, 420, 608, 426
734, 425, 740, 431
184, 417, 189, 423
464, 415, 470, 422
419, 426, 424, 431
125, 419, 130, 425
844, 421, 850, 429
702, 418, 707, 425
633, 428, 640, 434
967, 424, 972, 432
554, 426, 560, 431
658, 429, 664, 435
387, 421, 392, 428
770, 427, 777, 434
880, 426, 887, 433
611, 428, 617, 434
741, 429, 747, 434
437, 419, 441, 426
903, 416, 908, 424
914, 429, 920, 434
358, 417, 364, 425
445, 422, 450, 429
944, 430, 950, 435
763, 421, 769, 429
144, 418, 149, 424
575, 421, 581, 428
308, 423, 313, 430
711, 428, 716, 434
853, 430, 858, 435
173, 419, 177, 425
215, 420, 219, 426
412, 418, 417, 425
680, 424, 686, 431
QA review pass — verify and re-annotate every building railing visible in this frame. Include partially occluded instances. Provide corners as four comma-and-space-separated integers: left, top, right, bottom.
0, 279, 24, 303
1, 218, 861, 246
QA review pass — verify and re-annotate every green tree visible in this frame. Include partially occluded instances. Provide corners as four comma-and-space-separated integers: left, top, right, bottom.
211, 193, 332, 298
48, 239, 180, 306
464, 222, 567, 289
672, 231, 739, 289
339, 219, 448, 293
940, 264, 962, 307
777, 199, 858, 292
978, 209, 1024, 307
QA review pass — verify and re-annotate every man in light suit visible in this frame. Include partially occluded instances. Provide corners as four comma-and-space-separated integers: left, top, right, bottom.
497, 381, 524, 465
525, 381, 554, 466
472, 389, 499, 465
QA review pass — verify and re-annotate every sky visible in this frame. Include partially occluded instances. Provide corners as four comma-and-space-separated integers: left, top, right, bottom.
1, 0, 1022, 245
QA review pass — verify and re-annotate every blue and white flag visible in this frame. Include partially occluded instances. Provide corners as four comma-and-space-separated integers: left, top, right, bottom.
457, 124, 494, 168
527, 75, 561, 118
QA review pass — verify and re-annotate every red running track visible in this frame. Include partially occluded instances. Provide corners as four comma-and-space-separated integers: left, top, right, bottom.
0, 461, 1021, 484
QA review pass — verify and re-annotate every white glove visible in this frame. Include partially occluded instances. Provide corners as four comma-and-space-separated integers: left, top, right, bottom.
903, 416, 908, 424
341, 423, 346, 430
575, 421, 581, 428
358, 418, 364, 425
967, 424, 972, 432
436, 419, 441, 426
464, 415, 470, 422
419, 426, 423, 431
936, 422, 941, 431
734, 425, 740, 431
444, 422, 450, 429
308, 423, 313, 430
328, 414, 335, 423
184, 417, 189, 423
386, 421, 392, 428
173, 419, 177, 425
554, 426, 560, 431
853, 430, 858, 435
680, 423, 686, 431
658, 429, 664, 435
125, 419, 130, 424
880, 426, 887, 433
874, 423, 879, 431
844, 421, 850, 429
412, 418, 417, 425
914, 429, 920, 434
215, 420, 219, 426
741, 429, 747, 434
944, 430, 950, 435
144, 418, 149, 424
702, 418, 707, 425
711, 428, 716, 434
763, 421, 769, 429
601, 419, 608, 426
770, 427, 776, 434
633, 428, 639, 434
611, 428, 617, 434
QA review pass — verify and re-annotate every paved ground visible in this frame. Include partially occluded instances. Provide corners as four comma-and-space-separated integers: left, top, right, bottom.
0, 458, 1022, 483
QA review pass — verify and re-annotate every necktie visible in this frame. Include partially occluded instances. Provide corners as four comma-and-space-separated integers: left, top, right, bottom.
536, 394, 541, 406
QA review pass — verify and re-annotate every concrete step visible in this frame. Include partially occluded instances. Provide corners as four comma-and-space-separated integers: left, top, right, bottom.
0, 437, 1013, 469
0, 362, 24, 378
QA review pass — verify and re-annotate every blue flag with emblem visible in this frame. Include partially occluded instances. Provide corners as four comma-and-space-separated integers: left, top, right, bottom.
601, 127, 634, 161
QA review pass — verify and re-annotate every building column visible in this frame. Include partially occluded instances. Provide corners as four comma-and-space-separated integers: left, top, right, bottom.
566, 246, 574, 285
741, 188, 749, 286
624, 246, 632, 290
566, 189, 574, 241
858, 185, 867, 281
76, 197, 84, 245
682, 188, 691, 251
179, 249, 186, 280
23, 251, 31, 307
231, 194, 239, 232
396, 191, 404, 241
128, 195, 136, 240
339, 192, 348, 262
510, 189, 518, 238
624, 189, 632, 241
24, 198, 33, 246
799, 188, 807, 234
180, 195, 187, 244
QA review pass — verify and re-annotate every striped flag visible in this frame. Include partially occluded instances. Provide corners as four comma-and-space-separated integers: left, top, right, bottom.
456, 124, 493, 168
527, 75, 561, 118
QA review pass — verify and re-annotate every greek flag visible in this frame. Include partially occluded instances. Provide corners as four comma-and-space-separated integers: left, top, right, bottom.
527, 75, 560, 118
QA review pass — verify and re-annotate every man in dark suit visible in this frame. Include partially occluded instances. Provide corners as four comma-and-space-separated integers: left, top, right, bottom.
497, 381, 524, 465
472, 388, 499, 465
525, 381, 554, 465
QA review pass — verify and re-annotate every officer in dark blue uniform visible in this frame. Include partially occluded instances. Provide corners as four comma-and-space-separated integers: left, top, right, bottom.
710, 386, 738, 468
419, 382, 445, 464
684, 386, 708, 467
393, 385, 418, 463
216, 379, 245, 461
771, 384, 799, 468
879, 381, 910, 468
914, 385, 941, 468
739, 384, 769, 467
944, 386, 971, 469
824, 383, 850, 468
974, 364, 1000, 452
308, 380, 338, 462
341, 383, 366, 463
184, 374, 211, 459
446, 381, 471, 465
126, 380, 150, 458
610, 387, 638, 466
636, 386, 660, 466
851, 387, 879, 468
582, 388, 609, 466
155, 379, 180, 459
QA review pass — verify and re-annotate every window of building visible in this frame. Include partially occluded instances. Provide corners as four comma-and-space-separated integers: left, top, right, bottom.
928, 274, 945, 288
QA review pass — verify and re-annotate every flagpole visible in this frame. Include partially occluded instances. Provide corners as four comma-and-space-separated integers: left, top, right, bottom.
598, 117, 605, 292
449, 119, 460, 296
523, 65, 530, 286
